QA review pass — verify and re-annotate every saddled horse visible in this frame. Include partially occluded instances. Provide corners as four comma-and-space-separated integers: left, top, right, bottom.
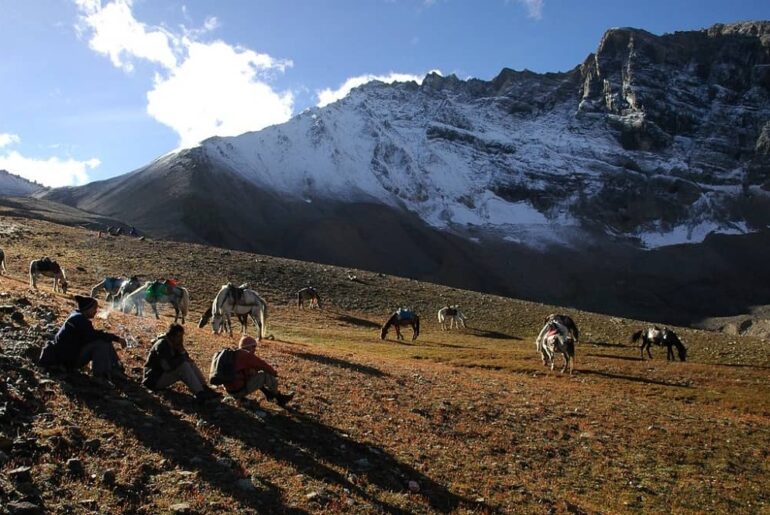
535, 318, 575, 374
297, 287, 321, 309
544, 313, 579, 343
0, 248, 6, 275
90, 276, 142, 306
381, 308, 420, 341
631, 327, 687, 362
438, 305, 466, 330
121, 280, 190, 324
29, 258, 68, 293
198, 283, 267, 339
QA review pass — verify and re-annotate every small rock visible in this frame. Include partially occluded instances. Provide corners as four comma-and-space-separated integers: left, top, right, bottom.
6, 500, 42, 514
170, 503, 194, 514
9, 465, 32, 483
408, 480, 420, 493
305, 492, 319, 501
84, 438, 101, 452
67, 457, 85, 476
101, 469, 116, 485
11, 311, 24, 323
0, 434, 12, 450
216, 457, 233, 469
0, 305, 15, 314
237, 478, 256, 491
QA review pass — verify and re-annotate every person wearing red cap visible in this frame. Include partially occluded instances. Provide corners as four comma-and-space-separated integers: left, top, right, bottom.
223, 335, 294, 407
51, 295, 126, 383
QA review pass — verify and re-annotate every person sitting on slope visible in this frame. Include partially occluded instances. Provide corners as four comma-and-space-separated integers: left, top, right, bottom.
221, 336, 294, 407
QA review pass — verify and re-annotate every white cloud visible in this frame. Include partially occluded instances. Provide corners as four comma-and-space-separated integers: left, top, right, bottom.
516, 0, 544, 20
0, 133, 21, 148
317, 71, 440, 108
0, 150, 100, 187
147, 41, 294, 147
75, 0, 177, 72
74, 1, 294, 146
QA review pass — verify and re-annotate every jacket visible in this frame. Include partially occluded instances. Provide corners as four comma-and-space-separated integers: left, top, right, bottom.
142, 336, 188, 389
53, 311, 119, 368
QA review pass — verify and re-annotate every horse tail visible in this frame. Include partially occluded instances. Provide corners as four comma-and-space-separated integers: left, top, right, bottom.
437, 309, 443, 324
630, 330, 643, 343
91, 280, 105, 298
259, 300, 267, 340
180, 287, 190, 321
297, 291, 302, 308
198, 306, 212, 328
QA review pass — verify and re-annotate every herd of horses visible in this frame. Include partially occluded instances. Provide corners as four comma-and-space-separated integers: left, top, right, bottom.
2, 251, 690, 374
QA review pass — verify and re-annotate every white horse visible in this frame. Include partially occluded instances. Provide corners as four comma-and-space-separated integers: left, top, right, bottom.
29, 258, 68, 293
535, 318, 575, 374
438, 305, 466, 330
199, 284, 267, 339
90, 276, 142, 306
121, 281, 190, 324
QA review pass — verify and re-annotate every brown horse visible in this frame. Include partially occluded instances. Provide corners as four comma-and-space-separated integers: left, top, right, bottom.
29, 258, 67, 293
297, 287, 321, 309
380, 309, 420, 341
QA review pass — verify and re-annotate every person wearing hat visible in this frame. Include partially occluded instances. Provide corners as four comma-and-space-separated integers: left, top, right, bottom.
222, 335, 294, 407
51, 295, 126, 382
142, 323, 220, 404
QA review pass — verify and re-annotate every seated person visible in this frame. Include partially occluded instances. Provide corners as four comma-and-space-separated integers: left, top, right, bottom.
142, 323, 220, 404
50, 295, 126, 384
222, 336, 294, 407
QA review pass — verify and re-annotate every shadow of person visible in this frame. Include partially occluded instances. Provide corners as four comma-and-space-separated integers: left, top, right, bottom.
173, 396, 483, 513
61, 374, 305, 514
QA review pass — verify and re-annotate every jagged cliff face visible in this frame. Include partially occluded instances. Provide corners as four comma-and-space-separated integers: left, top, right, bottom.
42, 22, 770, 321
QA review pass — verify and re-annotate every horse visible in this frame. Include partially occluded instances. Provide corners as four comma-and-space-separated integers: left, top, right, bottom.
29, 258, 68, 293
380, 308, 420, 341
297, 287, 321, 309
0, 248, 6, 275
90, 276, 142, 306
121, 280, 190, 324
631, 327, 687, 362
198, 283, 267, 339
544, 313, 579, 343
535, 318, 575, 374
438, 305, 466, 330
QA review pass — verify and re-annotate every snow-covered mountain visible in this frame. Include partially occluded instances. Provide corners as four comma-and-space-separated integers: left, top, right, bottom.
44, 22, 770, 322
0, 170, 45, 197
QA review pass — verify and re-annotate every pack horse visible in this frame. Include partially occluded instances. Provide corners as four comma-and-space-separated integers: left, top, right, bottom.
29, 257, 68, 293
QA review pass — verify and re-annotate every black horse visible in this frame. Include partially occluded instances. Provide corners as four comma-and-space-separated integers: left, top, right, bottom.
631, 327, 687, 362
380, 309, 420, 341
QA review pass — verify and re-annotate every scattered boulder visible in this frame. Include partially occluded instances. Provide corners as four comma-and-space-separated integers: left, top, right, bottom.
66, 457, 85, 476
7, 501, 43, 515
9, 465, 33, 483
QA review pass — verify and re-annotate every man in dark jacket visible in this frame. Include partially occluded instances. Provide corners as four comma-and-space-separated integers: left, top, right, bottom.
142, 323, 220, 404
52, 295, 126, 383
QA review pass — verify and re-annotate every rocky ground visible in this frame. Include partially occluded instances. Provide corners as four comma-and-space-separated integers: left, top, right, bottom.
0, 216, 769, 514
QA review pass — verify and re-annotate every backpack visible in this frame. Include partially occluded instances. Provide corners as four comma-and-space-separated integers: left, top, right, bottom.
209, 348, 237, 385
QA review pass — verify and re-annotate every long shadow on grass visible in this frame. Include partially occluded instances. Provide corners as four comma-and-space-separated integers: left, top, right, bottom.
286, 350, 390, 377
333, 314, 382, 329
585, 353, 643, 362
465, 327, 521, 340
579, 369, 691, 388
585, 340, 628, 348
178, 399, 482, 514
62, 375, 302, 514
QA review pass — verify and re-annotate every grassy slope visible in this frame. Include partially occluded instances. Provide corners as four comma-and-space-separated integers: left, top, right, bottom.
0, 215, 768, 514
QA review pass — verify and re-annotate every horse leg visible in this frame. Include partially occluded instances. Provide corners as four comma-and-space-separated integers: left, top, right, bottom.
151, 302, 160, 320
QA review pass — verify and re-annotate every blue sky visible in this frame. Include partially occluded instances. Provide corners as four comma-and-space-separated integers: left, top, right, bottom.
1, 0, 768, 187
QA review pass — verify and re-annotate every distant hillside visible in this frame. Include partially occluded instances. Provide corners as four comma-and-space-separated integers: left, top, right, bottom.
0, 169, 45, 196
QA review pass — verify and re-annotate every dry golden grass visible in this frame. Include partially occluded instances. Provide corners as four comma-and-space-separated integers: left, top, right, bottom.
0, 215, 768, 514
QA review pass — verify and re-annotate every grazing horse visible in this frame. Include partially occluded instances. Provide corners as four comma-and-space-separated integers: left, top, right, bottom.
29, 258, 68, 293
90, 276, 142, 306
297, 287, 321, 309
0, 248, 6, 275
380, 308, 420, 341
198, 283, 267, 339
438, 305, 466, 330
535, 318, 575, 374
121, 280, 190, 324
631, 327, 687, 362
544, 313, 579, 343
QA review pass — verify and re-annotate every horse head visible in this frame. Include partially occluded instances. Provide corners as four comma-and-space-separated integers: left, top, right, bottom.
212, 313, 224, 334
60, 278, 68, 294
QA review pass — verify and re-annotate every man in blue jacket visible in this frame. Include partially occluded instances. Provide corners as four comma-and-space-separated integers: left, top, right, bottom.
52, 295, 126, 383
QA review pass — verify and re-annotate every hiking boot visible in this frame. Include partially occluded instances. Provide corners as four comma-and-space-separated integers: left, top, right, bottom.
195, 388, 221, 404
275, 391, 295, 408
260, 387, 276, 402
